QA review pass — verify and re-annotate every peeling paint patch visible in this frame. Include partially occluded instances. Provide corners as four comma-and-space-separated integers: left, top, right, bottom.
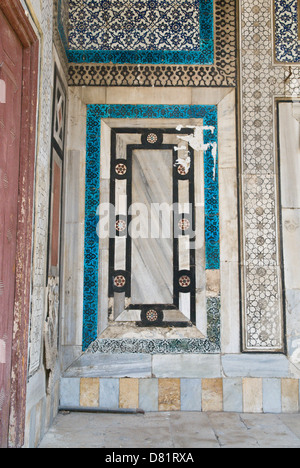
0, 338, 6, 363
0, 388, 5, 410
0, 79, 6, 103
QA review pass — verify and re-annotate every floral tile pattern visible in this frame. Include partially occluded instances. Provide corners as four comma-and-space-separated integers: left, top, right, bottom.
274, 0, 300, 62
68, 0, 214, 64
67, 0, 237, 86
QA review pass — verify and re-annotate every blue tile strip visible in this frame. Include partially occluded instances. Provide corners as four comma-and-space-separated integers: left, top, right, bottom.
84, 104, 219, 351
274, 0, 300, 63
66, 47, 214, 65
65, 0, 214, 65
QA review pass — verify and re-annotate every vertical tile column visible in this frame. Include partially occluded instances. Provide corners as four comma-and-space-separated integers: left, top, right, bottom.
239, 0, 287, 351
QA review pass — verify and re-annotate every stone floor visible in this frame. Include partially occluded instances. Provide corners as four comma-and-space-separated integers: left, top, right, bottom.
38, 411, 300, 448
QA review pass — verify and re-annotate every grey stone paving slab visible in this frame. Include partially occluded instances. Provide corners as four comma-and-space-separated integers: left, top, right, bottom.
239, 414, 300, 448
38, 411, 300, 449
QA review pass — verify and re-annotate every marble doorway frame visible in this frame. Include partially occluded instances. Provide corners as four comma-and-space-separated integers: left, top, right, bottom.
62, 87, 239, 369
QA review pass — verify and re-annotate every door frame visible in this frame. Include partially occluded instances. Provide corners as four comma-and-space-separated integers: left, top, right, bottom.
0, 0, 38, 448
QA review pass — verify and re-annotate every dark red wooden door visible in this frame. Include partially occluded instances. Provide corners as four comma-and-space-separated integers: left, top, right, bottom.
0, 10, 23, 448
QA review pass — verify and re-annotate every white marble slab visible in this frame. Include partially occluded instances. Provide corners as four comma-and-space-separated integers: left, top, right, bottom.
114, 237, 126, 270
279, 102, 300, 209
64, 353, 152, 378
179, 293, 190, 319
115, 179, 127, 215
178, 236, 190, 270
152, 355, 221, 378
282, 208, 300, 289
131, 149, 173, 304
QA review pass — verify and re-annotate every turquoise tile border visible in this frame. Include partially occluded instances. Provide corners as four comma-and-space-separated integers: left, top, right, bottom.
83, 104, 219, 351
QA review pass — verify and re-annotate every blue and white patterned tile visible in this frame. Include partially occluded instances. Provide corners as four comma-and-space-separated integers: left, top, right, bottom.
275, 0, 300, 63
67, 0, 214, 64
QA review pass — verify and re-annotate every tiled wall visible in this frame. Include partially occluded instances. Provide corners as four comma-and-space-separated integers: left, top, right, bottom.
60, 377, 300, 414
67, 0, 236, 87
68, 0, 214, 64
274, 0, 300, 62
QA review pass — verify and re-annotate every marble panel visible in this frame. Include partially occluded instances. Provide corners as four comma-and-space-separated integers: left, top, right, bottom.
219, 168, 238, 262
178, 236, 190, 271
114, 237, 126, 271
131, 149, 173, 305
64, 353, 152, 378
98, 248, 109, 334
65, 150, 85, 224
206, 270, 220, 297
80, 378, 100, 407
217, 90, 236, 169
158, 379, 181, 412
153, 355, 221, 378
181, 379, 202, 411
221, 355, 290, 378
263, 379, 282, 414
107, 87, 193, 106
113, 292, 125, 322
119, 379, 139, 409
115, 179, 127, 216
60, 378, 80, 407
220, 262, 240, 354
100, 121, 111, 181
139, 379, 159, 412
286, 289, 300, 360
202, 378, 223, 412
99, 379, 119, 410
115, 310, 141, 322
62, 222, 84, 346
242, 378, 263, 413
223, 379, 243, 413
282, 209, 300, 290
178, 180, 190, 213
278, 102, 300, 209
179, 293, 191, 320
282, 379, 299, 413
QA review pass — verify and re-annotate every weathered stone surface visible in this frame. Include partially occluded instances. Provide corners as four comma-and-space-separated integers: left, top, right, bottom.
202, 378, 223, 412
119, 379, 139, 409
158, 379, 181, 412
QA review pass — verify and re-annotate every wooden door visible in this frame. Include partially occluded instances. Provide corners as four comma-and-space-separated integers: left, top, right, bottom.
0, 9, 23, 448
